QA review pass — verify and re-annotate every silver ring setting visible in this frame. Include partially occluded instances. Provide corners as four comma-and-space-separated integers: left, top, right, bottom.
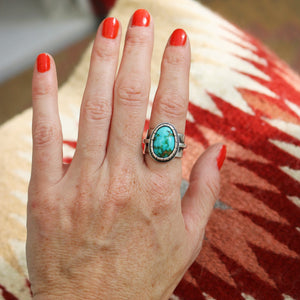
144, 122, 186, 162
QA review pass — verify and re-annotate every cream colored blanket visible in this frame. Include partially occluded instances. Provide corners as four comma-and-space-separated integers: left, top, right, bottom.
1, 0, 299, 299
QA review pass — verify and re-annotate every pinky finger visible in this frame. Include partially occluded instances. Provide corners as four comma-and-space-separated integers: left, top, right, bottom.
31, 53, 63, 185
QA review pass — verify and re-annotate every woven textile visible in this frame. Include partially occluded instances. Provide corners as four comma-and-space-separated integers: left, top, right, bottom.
0, 0, 299, 299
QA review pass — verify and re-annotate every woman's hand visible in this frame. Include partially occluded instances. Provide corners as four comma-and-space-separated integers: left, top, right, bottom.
27, 9, 225, 300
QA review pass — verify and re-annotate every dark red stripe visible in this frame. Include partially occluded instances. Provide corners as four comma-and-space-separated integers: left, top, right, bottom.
0, 285, 18, 300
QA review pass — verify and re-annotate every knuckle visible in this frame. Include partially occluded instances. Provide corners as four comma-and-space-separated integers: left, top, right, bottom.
28, 196, 54, 215
32, 82, 53, 99
109, 185, 131, 208
115, 78, 147, 106
93, 44, 117, 62
204, 176, 220, 201
126, 31, 149, 48
28, 188, 58, 223
108, 164, 136, 207
82, 98, 111, 122
33, 122, 61, 147
156, 93, 187, 119
163, 51, 186, 67
69, 174, 96, 213
76, 182, 93, 205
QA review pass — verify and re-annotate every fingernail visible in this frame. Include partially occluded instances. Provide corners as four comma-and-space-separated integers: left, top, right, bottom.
170, 29, 187, 46
37, 53, 50, 73
217, 145, 227, 170
132, 9, 150, 27
102, 17, 119, 39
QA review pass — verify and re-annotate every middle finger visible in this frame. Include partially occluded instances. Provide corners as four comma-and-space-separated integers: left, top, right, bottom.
108, 9, 153, 163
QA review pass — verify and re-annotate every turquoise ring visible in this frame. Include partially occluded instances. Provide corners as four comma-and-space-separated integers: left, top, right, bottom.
144, 123, 186, 162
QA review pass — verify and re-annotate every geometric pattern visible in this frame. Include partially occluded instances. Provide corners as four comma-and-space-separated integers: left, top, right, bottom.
0, 0, 299, 299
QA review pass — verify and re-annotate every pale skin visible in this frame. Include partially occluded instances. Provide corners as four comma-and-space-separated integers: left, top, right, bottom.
27, 9, 224, 300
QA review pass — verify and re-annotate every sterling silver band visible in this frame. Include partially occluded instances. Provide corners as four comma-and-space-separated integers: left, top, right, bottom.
143, 122, 186, 162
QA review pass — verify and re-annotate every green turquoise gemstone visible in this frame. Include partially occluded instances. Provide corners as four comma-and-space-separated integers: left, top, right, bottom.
153, 126, 175, 158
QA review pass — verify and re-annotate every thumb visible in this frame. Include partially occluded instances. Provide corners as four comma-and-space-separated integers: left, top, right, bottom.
182, 143, 226, 255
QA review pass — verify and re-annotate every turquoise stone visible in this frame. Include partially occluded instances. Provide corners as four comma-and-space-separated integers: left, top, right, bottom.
153, 126, 175, 158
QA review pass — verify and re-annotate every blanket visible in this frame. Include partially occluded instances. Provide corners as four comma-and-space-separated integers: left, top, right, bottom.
0, 0, 299, 299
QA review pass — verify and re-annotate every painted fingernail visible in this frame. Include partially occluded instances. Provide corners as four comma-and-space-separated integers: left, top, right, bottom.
37, 53, 50, 73
102, 17, 119, 39
132, 9, 150, 27
170, 29, 187, 46
217, 145, 227, 170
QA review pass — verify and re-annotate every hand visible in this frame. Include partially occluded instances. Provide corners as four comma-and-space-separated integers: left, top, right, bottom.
27, 9, 225, 300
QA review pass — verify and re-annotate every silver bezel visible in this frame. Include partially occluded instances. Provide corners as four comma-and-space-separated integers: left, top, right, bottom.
148, 122, 179, 162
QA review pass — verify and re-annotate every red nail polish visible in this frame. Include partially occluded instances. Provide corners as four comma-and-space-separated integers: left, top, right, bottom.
170, 29, 187, 46
217, 145, 227, 170
102, 17, 119, 39
132, 9, 150, 27
37, 53, 50, 73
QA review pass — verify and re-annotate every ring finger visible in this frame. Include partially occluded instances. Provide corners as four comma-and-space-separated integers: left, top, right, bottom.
145, 29, 191, 171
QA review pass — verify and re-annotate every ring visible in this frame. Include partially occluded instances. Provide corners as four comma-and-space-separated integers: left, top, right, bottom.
144, 122, 186, 162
